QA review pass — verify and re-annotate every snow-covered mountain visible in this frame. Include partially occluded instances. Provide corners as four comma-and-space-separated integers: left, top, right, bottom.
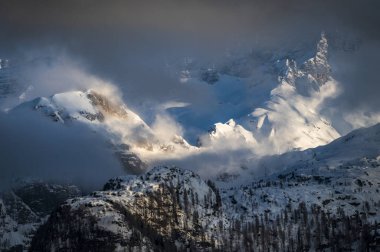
222, 122, 380, 214
26, 123, 380, 251
1, 33, 374, 180
11, 89, 194, 173
201, 33, 341, 155
2, 33, 368, 162
31, 166, 226, 251
1, 32, 379, 251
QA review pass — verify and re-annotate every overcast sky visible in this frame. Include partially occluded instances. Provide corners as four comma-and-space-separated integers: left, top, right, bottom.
0, 0, 379, 112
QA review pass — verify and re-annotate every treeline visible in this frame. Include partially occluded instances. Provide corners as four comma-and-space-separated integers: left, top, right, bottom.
220, 202, 380, 251
126, 182, 380, 251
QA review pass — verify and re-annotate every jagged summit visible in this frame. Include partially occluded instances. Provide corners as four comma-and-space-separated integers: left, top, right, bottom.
243, 33, 339, 153
301, 32, 331, 87
281, 32, 331, 95
201, 33, 339, 155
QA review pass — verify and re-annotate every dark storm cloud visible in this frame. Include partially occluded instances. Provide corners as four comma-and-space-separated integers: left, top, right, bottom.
0, 0, 379, 110
330, 41, 380, 110
0, 111, 124, 191
0, 0, 379, 44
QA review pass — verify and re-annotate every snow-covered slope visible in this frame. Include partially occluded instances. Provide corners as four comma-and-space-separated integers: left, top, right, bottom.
29, 122, 380, 250
200, 119, 257, 148
255, 122, 380, 176
30, 167, 226, 251
200, 33, 341, 155
12, 90, 195, 172
242, 79, 340, 154
1, 123, 378, 251
224, 122, 380, 214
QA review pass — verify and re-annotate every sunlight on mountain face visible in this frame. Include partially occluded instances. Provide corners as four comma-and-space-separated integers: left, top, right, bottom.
1, 33, 379, 180
1, 1, 380, 250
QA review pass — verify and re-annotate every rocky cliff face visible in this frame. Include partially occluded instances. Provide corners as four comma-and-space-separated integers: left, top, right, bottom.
30, 167, 225, 251
282, 33, 331, 95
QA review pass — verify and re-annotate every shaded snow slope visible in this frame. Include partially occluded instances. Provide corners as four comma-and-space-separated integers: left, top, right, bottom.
255, 123, 380, 177
212, 123, 380, 186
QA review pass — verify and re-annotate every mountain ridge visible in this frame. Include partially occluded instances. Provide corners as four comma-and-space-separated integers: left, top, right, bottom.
28, 123, 380, 251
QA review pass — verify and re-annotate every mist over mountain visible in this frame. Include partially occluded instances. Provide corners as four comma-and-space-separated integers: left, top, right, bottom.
0, 1, 379, 251
0, 0, 379, 196
0, 0, 380, 116
0, 111, 124, 191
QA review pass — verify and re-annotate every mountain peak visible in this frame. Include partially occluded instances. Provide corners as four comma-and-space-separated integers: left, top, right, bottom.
202, 119, 257, 148
316, 32, 329, 62
279, 32, 332, 96
301, 32, 331, 87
